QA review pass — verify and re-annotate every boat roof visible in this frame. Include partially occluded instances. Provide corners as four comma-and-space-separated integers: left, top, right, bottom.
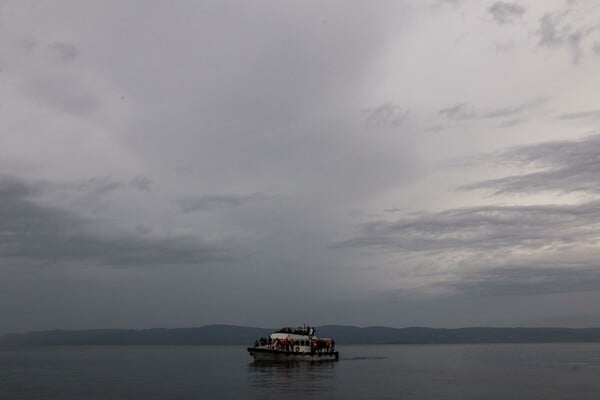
275, 327, 312, 335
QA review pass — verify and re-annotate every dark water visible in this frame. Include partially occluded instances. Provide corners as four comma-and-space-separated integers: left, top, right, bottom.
2, 344, 600, 399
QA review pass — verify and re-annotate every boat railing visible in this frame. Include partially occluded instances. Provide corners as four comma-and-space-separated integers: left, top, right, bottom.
252, 337, 336, 353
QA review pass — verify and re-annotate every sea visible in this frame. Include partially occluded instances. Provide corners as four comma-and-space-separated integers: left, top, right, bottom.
2, 343, 600, 399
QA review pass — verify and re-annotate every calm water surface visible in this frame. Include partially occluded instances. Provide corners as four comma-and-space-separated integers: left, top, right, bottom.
2, 344, 600, 399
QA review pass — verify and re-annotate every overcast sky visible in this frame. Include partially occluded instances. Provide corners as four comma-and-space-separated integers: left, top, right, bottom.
2, 0, 600, 334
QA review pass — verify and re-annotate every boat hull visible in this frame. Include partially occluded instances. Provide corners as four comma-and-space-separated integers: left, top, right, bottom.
247, 347, 339, 362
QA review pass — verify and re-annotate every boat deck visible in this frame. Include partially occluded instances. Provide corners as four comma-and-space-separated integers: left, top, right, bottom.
247, 347, 339, 361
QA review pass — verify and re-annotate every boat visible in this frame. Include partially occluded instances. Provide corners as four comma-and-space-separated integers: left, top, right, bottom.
247, 326, 339, 361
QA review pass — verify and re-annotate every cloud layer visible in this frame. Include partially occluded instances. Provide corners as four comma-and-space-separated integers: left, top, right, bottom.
488, 2, 526, 25
0, 177, 225, 266
463, 133, 600, 194
2, 0, 600, 332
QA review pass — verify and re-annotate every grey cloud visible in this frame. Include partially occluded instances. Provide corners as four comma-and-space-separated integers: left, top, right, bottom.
0, 177, 224, 266
178, 194, 266, 213
438, 98, 547, 122
537, 11, 570, 48
0, 177, 40, 199
499, 117, 527, 128
337, 201, 600, 253
438, 103, 474, 120
488, 2, 525, 25
543, 312, 600, 326
27, 75, 98, 115
49, 42, 78, 63
419, 124, 446, 133
112, 1, 414, 207
559, 110, 600, 120
462, 133, 600, 194
443, 265, 600, 296
15, 37, 38, 54
77, 176, 122, 196
363, 103, 409, 129
594, 42, 600, 55
75, 175, 154, 195
494, 39, 516, 52
568, 31, 583, 64
481, 97, 548, 119
4, 0, 600, 332
536, 8, 600, 64
130, 175, 152, 192
434, 0, 462, 7
482, 106, 524, 119
383, 207, 407, 213
11, 38, 93, 116
39, 176, 153, 199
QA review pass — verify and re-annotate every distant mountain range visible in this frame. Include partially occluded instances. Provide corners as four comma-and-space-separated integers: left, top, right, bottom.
3, 325, 600, 346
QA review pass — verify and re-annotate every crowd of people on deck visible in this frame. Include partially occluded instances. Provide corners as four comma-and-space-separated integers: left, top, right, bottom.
275, 325, 315, 336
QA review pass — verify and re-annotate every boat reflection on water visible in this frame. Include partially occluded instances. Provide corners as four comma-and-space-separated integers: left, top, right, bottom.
247, 360, 337, 396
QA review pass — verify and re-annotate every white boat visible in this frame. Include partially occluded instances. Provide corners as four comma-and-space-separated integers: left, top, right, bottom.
247, 326, 339, 361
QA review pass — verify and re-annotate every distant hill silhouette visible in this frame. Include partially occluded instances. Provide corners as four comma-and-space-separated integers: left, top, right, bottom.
0, 325, 271, 346
3, 325, 600, 346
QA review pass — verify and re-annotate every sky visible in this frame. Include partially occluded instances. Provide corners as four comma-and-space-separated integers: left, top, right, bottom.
1, 0, 600, 334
